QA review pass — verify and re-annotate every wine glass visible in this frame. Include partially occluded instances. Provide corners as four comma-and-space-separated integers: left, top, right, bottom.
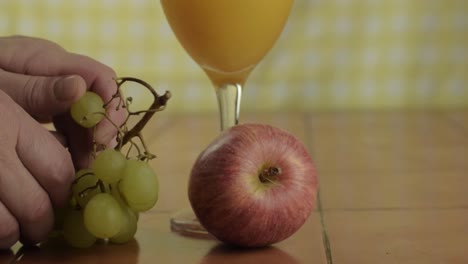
161, 0, 294, 236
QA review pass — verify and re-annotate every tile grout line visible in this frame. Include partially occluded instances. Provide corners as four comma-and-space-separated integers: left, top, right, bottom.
317, 191, 334, 264
303, 113, 333, 264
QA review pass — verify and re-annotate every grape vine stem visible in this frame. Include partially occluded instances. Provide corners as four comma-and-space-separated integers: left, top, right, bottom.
112, 77, 171, 156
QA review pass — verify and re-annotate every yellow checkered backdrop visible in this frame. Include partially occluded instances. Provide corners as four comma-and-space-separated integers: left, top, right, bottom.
1, 0, 467, 112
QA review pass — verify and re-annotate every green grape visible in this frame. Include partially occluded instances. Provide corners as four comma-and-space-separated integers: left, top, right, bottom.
72, 169, 100, 208
109, 205, 138, 244
119, 160, 159, 212
110, 183, 126, 205
70, 91, 105, 128
63, 209, 97, 248
83, 193, 123, 239
93, 149, 126, 184
110, 183, 139, 220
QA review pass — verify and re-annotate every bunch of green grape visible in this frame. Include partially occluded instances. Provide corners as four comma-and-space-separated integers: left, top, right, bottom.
56, 88, 163, 249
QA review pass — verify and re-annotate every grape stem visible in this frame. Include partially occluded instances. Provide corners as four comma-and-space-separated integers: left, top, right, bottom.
72, 76, 169, 204
113, 77, 171, 156
72, 171, 95, 184
78, 182, 101, 198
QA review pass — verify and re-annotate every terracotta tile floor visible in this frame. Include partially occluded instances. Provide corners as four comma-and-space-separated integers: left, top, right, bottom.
8, 110, 468, 264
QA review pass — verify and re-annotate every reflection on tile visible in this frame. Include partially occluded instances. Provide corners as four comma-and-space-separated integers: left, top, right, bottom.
324, 209, 468, 264
137, 212, 326, 264
277, 213, 328, 264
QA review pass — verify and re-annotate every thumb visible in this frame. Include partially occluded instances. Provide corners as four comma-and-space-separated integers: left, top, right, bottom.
0, 70, 87, 117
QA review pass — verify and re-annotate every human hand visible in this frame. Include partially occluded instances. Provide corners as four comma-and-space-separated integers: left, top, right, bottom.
0, 89, 74, 248
0, 36, 124, 247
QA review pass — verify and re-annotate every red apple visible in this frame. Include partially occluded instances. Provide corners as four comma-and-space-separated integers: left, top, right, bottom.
189, 123, 318, 248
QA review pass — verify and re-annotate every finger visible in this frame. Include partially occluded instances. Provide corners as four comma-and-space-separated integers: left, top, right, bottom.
49, 131, 67, 147
0, 37, 116, 96
0, 201, 19, 249
0, 70, 87, 118
62, 53, 118, 98
0, 153, 54, 244
95, 100, 126, 146
16, 110, 75, 209
53, 113, 94, 170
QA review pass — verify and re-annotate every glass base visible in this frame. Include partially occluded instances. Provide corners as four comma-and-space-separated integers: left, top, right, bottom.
170, 208, 214, 239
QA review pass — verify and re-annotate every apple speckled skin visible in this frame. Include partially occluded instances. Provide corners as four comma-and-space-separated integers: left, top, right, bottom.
189, 123, 318, 248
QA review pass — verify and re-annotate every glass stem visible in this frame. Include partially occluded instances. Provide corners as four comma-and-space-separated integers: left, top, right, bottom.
216, 83, 242, 131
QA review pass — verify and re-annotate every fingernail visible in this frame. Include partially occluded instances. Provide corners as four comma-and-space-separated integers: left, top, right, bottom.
54, 75, 82, 101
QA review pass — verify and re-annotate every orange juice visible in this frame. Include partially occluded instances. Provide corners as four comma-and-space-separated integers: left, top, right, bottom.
161, 0, 293, 87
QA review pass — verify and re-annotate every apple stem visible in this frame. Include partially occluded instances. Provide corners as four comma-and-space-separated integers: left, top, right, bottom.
259, 166, 281, 183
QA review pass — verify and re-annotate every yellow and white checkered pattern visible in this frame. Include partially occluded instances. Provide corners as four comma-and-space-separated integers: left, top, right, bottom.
1, 0, 467, 112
